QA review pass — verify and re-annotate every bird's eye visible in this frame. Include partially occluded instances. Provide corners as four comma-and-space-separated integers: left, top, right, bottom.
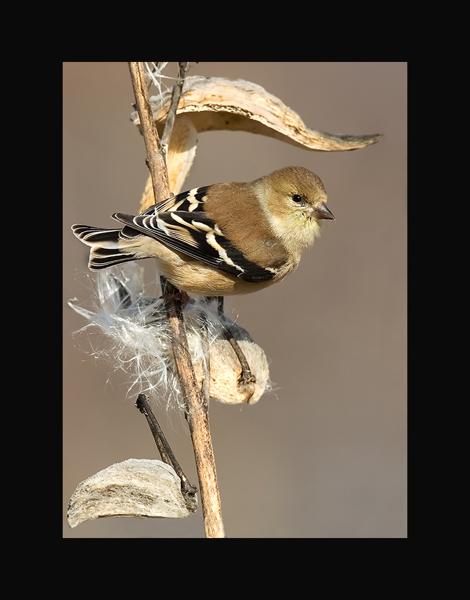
292, 194, 304, 203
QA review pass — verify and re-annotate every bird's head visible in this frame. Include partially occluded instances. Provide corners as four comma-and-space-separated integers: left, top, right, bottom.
256, 166, 334, 256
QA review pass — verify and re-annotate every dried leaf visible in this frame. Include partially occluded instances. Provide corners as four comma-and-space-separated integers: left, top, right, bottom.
67, 459, 194, 528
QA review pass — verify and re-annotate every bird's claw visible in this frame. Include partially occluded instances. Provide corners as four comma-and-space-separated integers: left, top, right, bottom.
237, 371, 256, 404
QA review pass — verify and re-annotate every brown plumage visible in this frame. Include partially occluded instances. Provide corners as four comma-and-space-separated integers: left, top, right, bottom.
72, 166, 334, 296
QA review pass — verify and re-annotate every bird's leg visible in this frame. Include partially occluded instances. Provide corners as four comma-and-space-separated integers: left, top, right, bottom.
160, 276, 190, 307
210, 296, 257, 396
199, 310, 211, 412
136, 393, 198, 512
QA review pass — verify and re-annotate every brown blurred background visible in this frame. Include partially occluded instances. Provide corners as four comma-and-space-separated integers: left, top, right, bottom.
63, 62, 406, 538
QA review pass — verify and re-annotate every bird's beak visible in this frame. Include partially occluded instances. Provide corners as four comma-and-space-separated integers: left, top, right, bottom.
314, 202, 335, 220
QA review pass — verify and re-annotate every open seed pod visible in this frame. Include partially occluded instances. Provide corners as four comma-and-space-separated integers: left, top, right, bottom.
67, 459, 195, 528
187, 320, 270, 405
69, 266, 270, 407
133, 76, 382, 211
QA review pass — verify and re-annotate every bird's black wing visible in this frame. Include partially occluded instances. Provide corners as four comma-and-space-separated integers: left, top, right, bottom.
113, 209, 276, 283
143, 186, 212, 214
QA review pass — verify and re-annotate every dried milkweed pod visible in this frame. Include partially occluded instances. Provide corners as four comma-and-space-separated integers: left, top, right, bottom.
132, 76, 381, 211
67, 459, 194, 528
69, 265, 271, 408
189, 322, 270, 406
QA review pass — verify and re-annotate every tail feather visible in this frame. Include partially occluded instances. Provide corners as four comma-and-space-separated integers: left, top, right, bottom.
71, 224, 139, 271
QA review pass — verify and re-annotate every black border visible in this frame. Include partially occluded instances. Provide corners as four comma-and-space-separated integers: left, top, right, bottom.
45, 59, 411, 546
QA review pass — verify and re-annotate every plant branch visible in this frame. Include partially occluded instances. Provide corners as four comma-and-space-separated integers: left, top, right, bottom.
159, 277, 225, 537
128, 61, 225, 538
128, 62, 170, 204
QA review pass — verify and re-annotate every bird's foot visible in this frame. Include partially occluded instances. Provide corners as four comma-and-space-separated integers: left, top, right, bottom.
237, 375, 256, 404
238, 370, 256, 387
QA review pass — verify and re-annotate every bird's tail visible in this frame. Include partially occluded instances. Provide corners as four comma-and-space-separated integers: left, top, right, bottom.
71, 224, 140, 270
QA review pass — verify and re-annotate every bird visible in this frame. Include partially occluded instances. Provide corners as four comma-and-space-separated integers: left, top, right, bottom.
72, 166, 334, 297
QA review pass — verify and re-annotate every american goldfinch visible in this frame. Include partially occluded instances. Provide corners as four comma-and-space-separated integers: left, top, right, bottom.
72, 166, 334, 296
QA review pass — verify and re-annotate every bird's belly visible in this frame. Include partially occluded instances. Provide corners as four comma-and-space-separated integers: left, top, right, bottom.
160, 258, 276, 296
145, 237, 292, 296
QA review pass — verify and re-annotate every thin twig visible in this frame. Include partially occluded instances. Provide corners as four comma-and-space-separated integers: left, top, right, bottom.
145, 61, 167, 91
136, 393, 197, 511
161, 62, 190, 158
128, 62, 225, 538
215, 296, 256, 401
136, 394, 172, 465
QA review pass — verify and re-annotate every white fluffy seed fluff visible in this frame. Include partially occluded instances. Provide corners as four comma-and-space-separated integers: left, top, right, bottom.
68, 263, 230, 411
